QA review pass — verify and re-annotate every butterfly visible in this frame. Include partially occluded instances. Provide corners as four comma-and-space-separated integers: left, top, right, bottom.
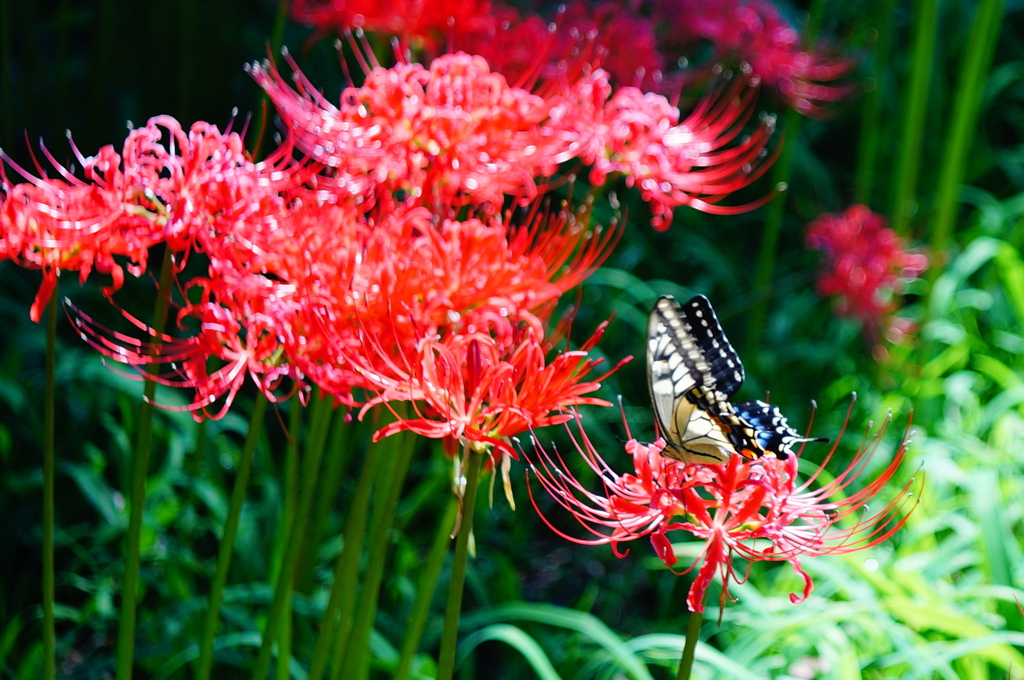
646, 294, 827, 464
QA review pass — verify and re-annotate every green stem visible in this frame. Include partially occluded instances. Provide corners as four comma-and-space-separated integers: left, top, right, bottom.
854, 0, 899, 205
930, 0, 1005, 255
890, 0, 940, 236
675, 606, 705, 680
271, 395, 302, 584
116, 248, 175, 680
42, 289, 57, 680
297, 414, 353, 593
307, 438, 382, 680
251, 392, 333, 680
746, 0, 825, 354
435, 449, 485, 680
195, 392, 269, 680
747, 106, 800, 354
393, 498, 458, 680
335, 433, 417, 680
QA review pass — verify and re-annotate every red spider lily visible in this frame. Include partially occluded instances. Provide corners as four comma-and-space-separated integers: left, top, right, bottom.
806, 204, 928, 338
653, 0, 857, 115
356, 317, 627, 460
540, 1, 668, 92
66, 275, 304, 420
249, 51, 574, 212
579, 70, 779, 230
1, 129, 167, 320
0, 116, 310, 322
65, 189, 617, 420
526, 401, 918, 612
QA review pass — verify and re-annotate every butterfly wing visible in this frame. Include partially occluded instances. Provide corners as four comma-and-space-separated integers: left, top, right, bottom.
647, 295, 747, 464
733, 400, 829, 459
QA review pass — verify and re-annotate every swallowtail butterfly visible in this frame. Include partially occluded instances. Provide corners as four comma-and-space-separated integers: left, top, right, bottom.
646, 294, 826, 464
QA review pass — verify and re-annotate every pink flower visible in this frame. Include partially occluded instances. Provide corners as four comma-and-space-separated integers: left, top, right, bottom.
806, 204, 928, 337
526, 402, 918, 612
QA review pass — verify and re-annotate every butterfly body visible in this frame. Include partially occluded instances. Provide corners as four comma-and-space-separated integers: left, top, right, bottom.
646, 294, 825, 464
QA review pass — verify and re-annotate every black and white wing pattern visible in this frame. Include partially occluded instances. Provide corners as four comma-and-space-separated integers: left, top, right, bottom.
646, 294, 826, 464
733, 400, 828, 459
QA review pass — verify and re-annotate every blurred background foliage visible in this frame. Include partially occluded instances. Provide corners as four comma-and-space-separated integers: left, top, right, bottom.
4, 0, 1024, 678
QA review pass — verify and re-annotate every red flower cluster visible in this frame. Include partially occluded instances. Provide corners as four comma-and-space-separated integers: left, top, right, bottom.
289, 0, 856, 115
527, 405, 917, 612
251, 49, 776, 230
806, 204, 928, 338
1, 41, 781, 454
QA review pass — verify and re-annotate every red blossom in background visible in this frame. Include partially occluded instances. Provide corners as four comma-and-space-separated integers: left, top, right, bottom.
526, 405, 918, 612
288, 0, 857, 115
806, 204, 928, 340
652, 0, 857, 114
290, 0, 500, 55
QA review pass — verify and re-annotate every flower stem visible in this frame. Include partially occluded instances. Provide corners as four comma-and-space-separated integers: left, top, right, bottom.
746, 0, 824, 354
307, 440, 382, 680
42, 288, 57, 680
890, 0, 940, 236
116, 248, 175, 680
393, 497, 458, 680
436, 448, 485, 680
930, 0, 1005, 255
675, 607, 705, 680
334, 432, 417, 680
195, 392, 269, 680
854, 0, 898, 205
297, 414, 353, 593
251, 391, 333, 680
747, 105, 800, 355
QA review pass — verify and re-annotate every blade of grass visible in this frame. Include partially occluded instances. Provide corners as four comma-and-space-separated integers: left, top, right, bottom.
456, 624, 560, 680
460, 603, 654, 680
